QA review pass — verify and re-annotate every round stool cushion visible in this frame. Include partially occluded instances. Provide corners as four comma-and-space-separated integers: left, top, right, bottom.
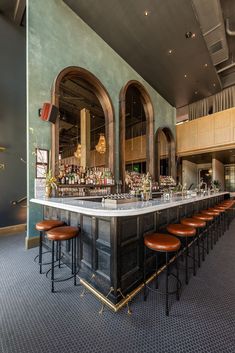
193, 213, 213, 221
144, 233, 181, 252
181, 217, 206, 228
36, 220, 65, 231
200, 210, 218, 217
208, 207, 225, 213
167, 224, 196, 237
47, 226, 79, 241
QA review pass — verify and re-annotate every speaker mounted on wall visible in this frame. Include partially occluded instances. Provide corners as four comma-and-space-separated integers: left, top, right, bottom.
39, 103, 59, 124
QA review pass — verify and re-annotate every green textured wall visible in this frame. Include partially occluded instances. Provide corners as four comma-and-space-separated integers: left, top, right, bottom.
27, 0, 175, 239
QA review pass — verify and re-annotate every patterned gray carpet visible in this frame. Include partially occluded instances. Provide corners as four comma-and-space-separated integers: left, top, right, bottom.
0, 223, 235, 353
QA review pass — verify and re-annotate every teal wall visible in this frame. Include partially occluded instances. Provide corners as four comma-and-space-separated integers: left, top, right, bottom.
27, 0, 175, 239
0, 17, 26, 227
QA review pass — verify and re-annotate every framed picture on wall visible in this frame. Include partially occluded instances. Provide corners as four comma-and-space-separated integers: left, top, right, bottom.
36, 148, 48, 164
35, 148, 49, 178
36, 163, 48, 179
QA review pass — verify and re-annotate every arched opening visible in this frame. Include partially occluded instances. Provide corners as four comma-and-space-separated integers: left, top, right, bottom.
155, 127, 176, 184
119, 80, 154, 191
51, 66, 115, 177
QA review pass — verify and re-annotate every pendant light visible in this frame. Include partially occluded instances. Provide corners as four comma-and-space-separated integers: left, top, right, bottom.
95, 133, 106, 154
74, 119, 81, 159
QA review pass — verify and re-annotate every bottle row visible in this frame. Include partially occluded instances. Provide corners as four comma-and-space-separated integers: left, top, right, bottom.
58, 165, 115, 186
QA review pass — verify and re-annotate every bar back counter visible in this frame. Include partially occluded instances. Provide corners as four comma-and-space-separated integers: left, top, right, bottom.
31, 192, 229, 312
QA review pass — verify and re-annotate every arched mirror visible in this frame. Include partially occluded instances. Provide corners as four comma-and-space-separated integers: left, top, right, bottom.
155, 127, 176, 184
119, 81, 154, 191
51, 67, 115, 191
125, 86, 147, 173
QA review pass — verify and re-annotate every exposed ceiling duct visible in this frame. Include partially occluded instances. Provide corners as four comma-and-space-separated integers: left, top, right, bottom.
192, 0, 229, 66
226, 18, 235, 36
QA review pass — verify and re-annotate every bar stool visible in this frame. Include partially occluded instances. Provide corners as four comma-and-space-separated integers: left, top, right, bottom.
143, 233, 181, 316
200, 210, 219, 248
193, 213, 213, 256
46, 226, 80, 292
180, 218, 206, 272
35, 220, 65, 274
167, 224, 196, 285
208, 207, 225, 237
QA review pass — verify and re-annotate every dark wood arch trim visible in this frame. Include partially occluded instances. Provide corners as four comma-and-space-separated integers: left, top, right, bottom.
155, 127, 176, 183
119, 80, 154, 190
51, 66, 115, 175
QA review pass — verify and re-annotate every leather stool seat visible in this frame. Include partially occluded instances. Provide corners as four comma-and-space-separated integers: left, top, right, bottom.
209, 207, 225, 213
36, 220, 65, 231
181, 218, 206, 228
144, 233, 181, 252
200, 210, 219, 216
47, 226, 79, 241
167, 224, 196, 237
193, 214, 213, 221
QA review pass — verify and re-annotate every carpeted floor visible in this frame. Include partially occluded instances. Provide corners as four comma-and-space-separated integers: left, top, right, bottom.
0, 223, 235, 353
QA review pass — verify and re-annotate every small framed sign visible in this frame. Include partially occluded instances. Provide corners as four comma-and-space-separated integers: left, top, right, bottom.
36, 163, 48, 179
36, 148, 48, 164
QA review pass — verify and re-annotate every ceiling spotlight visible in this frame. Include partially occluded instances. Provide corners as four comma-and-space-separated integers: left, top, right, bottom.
185, 31, 196, 39
213, 83, 216, 87
184, 74, 187, 78
168, 49, 173, 54
194, 91, 198, 95
144, 10, 150, 16
204, 63, 208, 67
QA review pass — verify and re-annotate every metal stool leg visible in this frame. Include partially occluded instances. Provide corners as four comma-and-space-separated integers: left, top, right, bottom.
185, 238, 189, 285
165, 252, 169, 316
197, 229, 201, 268
193, 236, 196, 276
74, 237, 77, 286
176, 252, 180, 301
155, 253, 159, 289
51, 240, 55, 293
39, 231, 43, 274
143, 247, 147, 301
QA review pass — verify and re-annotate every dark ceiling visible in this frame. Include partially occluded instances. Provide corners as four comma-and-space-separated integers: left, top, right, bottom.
64, 0, 235, 108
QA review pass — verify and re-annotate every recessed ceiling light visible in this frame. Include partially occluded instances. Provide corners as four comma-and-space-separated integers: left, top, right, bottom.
213, 83, 216, 87
184, 74, 187, 78
185, 31, 196, 39
204, 63, 208, 67
144, 10, 150, 16
168, 49, 173, 54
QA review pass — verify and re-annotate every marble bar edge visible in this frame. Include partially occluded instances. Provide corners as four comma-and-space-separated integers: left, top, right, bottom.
30, 192, 229, 217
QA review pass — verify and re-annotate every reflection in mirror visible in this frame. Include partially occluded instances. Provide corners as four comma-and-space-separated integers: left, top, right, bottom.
159, 129, 169, 176
125, 85, 146, 174
58, 75, 106, 168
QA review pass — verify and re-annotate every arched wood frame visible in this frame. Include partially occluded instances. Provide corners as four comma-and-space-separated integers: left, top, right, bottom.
119, 80, 154, 190
155, 127, 176, 182
51, 66, 115, 175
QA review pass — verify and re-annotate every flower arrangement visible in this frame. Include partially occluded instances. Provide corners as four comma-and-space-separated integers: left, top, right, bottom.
45, 169, 57, 188
45, 170, 57, 197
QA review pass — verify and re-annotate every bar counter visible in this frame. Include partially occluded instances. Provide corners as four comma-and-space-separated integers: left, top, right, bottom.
31, 192, 229, 311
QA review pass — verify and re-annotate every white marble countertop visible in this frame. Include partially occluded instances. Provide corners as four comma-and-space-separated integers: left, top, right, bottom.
30, 192, 228, 217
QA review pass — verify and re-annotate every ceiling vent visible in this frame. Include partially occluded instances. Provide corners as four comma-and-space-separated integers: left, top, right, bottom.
192, 0, 229, 65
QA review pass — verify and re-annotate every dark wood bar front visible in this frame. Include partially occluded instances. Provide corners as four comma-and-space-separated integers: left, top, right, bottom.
31, 192, 228, 311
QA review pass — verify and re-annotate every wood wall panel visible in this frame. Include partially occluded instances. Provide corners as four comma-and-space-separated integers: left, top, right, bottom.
177, 108, 235, 156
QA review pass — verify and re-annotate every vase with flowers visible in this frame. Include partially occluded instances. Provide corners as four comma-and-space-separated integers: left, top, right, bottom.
45, 170, 57, 198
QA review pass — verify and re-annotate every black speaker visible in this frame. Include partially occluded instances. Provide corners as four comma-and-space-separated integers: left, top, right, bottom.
40, 103, 58, 124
